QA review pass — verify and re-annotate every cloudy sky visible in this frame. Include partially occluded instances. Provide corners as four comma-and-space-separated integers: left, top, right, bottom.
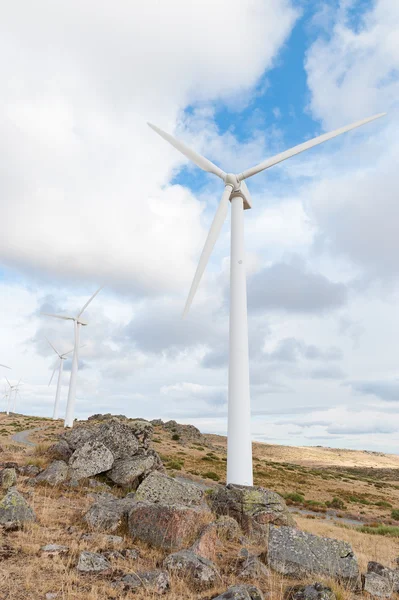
1, 0, 399, 452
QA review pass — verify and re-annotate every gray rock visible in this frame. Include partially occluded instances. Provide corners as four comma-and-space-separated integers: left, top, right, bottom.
69, 440, 114, 480
76, 551, 111, 573
123, 548, 140, 560
163, 549, 220, 590
113, 570, 170, 594
267, 525, 360, 590
41, 544, 69, 556
20, 465, 40, 477
1, 468, 17, 490
212, 584, 264, 599
48, 440, 72, 462
126, 419, 154, 450
0, 488, 36, 527
87, 478, 111, 489
95, 419, 140, 459
36, 461, 69, 485
238, 555, 270, 580
363, 561, 399, 597
284, 582, 336, 600
103, 534, 123, 546
108, 454, 159, 489
135, 471, 204, 506
83, 494, 136, 532
128, 501, 212, 550
209, 484, 295, 540
63, 427, 93, 451
45, 594, 58, 600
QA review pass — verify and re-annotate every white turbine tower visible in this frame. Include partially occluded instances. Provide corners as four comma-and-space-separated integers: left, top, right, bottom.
47, 339, 74, 420
148, 112, 386, 486
42, 287, 102, 428
5, 377, 22, 414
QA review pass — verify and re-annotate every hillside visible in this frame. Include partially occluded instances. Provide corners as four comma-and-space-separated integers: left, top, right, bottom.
1, 412, 399, 599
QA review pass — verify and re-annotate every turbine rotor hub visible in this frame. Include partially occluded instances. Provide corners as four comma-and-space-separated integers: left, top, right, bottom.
224, 173, 240, 190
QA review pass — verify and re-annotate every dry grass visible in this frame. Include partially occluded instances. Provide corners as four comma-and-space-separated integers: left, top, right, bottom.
1, 413, 399, 598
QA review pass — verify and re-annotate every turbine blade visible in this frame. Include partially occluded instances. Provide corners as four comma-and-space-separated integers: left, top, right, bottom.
60, 346, 75, 358
42, 312, 74, 321
5, 377, 11, 388
77, 287, 103, 318
147, 123, 226, 180
46, 337, 61, 357
0, 363, 11, 369
237, 113, 387, 181
49, 363, 58, 386
183, 185, 233, 318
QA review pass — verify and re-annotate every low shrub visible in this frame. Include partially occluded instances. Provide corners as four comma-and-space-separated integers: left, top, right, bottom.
171, 434, 180, 441
326, 497, 346, 510
202, 471, 220, 481
391, 509, 399, 521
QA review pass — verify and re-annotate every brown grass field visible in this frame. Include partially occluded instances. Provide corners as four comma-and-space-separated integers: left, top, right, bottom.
1, 412, 399, 599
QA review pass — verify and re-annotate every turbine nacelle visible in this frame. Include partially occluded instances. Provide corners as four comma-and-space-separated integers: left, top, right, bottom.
223, 175, 252, 210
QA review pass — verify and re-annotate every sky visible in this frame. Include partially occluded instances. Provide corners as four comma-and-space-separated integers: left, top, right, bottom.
1, 0, 399, 453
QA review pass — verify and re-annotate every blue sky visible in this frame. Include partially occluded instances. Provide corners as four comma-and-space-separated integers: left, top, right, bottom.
1, 0, 399, 453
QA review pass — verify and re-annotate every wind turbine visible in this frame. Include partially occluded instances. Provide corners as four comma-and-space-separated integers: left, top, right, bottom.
148, 112, 386, 486
5, 377, 22, 414
42, 287, 102, 428
47, 339, 74, 420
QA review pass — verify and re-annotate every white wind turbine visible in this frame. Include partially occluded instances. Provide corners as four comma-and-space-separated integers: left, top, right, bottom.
5, 377, 22, 414
42, 287, 102, 428
47, 339, 74, 420
148, 112, 386, 486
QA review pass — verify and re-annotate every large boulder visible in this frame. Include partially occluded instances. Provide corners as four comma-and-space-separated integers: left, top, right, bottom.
83, 494, 136, 533
209, 484, 295, 539
238, 554, 270, 580
1, 468, 17, 490
284, 583, 336, 600
126, 420, 153, 450
48, 440, 72, 462
113, 570, 170, 594
108, 452, 163, 489
0, 488, 36, 527
128, 502, 212, 550
267, 525, 360, 590
69, 440, 114, 480
363, 562, 399, 597
63, 427, 93, 451
190, 516, 242, 560
213, 585, 264, 600
36, 461, 69, 485
135, 471, 204, 506
163, 549, 220, 591
93, 419, 140, 459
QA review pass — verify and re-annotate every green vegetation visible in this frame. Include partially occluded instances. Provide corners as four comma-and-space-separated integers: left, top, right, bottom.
284, 492, 305, 504
167, 460, 182, 470
358, 525, 399, 537
375, 500, 392, 508
171, 434, 180, 441
202, 471, 220, 481
391, 509, 399, 521
326, 497, 346, 510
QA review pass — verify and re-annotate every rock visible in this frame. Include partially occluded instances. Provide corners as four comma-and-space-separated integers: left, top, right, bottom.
103, 550, 125, 560
103, 534, 123, 546
209, 484, 295, 540
164, 420, 203, 443
69, 440, 114, 480
20, 465, 40, 477
94, 418, 140, 459
267, 525, 360, 590
151, 419, 163, 427
63, 427, 94, 451
0, 488, 36, 528
127, 419, 154, 450
123, 548, 140, 560
191, 517, 242, 560
284, 582, 336, 600
1, 468, 17, 490
135, 471, 204, 506
238, 555, 270, 580
83, 494, 136, 533
46, 594, 58, 600
36, 461, 69, 485
41, 544, 69, 556
128, 501, 212, 550
108, 454, 160, 489
48, 440, 72, 462
88, 478, 111, 489
213, 585, 265, 600
113, 570, 170, 594
214, 515, 242, 541
76, 551, 111, 573
163, 549, 220, 590
362, 561, 399, 597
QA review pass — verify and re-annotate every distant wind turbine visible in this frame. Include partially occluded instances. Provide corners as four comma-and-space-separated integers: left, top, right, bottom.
148, 112, 386, 486
5, 377, 22, 414
42, 287, 103, 428
46, 339, 74, 420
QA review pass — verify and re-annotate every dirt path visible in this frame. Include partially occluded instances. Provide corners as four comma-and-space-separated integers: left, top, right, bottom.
11, 427, 43, 447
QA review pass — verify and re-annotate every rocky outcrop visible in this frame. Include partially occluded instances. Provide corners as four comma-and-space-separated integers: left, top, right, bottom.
163, 549, 220, 590
36, 461, 69, 485
1, 468, 17, 490
69, 440, 114, 480
108, 452, 163, 489
284, 583, 336, 600
83, 494, 136, 532
213, 585, 265, 600
363, 561, 399, 597
135, 471, 204, 506
238, 554, 270, 580
0, 488, 36, 528
76, 551, 111, 573
128, 501, 212, 550
267, 525, 360, 590
113, 570, 170, 594
209, 484, 295, 539
48, 440, 72, 462
190, 516, 242, 560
